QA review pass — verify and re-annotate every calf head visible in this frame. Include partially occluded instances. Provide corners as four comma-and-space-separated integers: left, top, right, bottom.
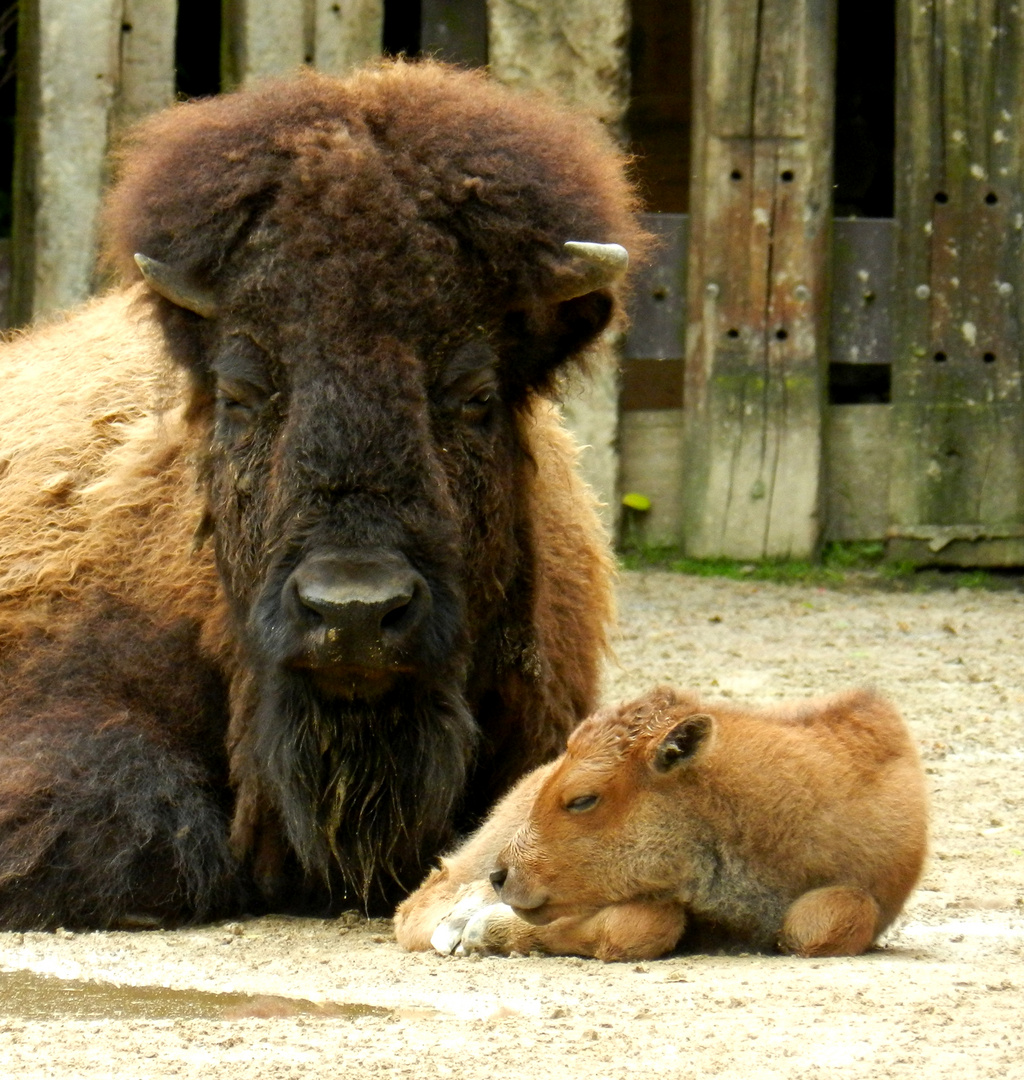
491, 689, 715, 921
102, 63, 643, 908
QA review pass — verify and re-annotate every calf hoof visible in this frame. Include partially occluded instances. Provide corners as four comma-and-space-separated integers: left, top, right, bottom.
430, 893, 495, 954
780, 885, 880, 957
430, 895, 520, 956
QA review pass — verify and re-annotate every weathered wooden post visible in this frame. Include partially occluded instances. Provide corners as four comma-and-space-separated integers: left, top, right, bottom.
116, 0, 177, 128
10, 0, 177, 325
223, 0, 383, 86
222, 0, 305, 86
11, 0, 120, 322
887, 1, 1024, 565
313, 0, 385, 74
682, 0, 836, 560
488, 0, 631, 524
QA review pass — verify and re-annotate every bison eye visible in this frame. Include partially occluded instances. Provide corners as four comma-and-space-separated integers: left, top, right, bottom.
564, 794, 599, 813
438, 353, 501, 429
460, 385, 497, 426
216, 378, 267, 415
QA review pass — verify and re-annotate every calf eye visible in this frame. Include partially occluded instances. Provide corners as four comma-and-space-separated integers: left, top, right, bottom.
564, 794, 599, 813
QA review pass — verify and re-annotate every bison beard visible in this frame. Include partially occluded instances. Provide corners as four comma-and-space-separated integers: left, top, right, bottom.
246, 677, 477, 910
0, 60, 645, 927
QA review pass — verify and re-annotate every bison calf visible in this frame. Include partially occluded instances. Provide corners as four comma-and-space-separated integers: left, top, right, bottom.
395, 686, 928, 960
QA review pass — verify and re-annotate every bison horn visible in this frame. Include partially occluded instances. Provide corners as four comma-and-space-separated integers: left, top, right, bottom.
134, 254, 219, 319
553, 240, 629, 301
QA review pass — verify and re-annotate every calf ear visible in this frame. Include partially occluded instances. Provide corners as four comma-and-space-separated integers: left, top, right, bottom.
652, 714, 714, 773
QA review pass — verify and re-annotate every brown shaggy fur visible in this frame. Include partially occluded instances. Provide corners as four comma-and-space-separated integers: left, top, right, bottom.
395, 687, 929, 960
0, 61, 643, 927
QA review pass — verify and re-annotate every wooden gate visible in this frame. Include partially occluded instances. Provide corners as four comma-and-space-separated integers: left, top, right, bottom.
9, 1, 1024, 565
886, 0, 1024, 565
622, 0, 1024, 566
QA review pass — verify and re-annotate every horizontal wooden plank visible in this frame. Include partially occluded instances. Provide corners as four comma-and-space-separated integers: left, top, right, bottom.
885, 537, 1024, 567
623, 212, 687, 360
824, 404, 891, 540
619, 409, 686, 546
829, 218, 895, 365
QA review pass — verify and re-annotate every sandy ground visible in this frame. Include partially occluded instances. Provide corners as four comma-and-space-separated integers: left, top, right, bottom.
1, 569, 1022, 1079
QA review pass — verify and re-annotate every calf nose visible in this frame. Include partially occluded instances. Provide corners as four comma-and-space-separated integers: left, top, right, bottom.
287, 549, 430, 671
489, 864, 548, 912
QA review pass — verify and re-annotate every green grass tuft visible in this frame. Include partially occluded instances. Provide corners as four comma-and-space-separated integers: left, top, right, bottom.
617, 541, 1024, 591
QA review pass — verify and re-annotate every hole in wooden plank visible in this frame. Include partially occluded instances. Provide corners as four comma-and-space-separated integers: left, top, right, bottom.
862, 290, 876, 304
828, 362, 891, 405
620, 359, 684, 411
775, 328, 788, 340
726, 328, 740, 339
983, 352, 997, 363
934, 191, 949, 204
933, 351, 947, 362
780, 170, 795, 182
984, 192, 998, 205
729, 169, 743, 181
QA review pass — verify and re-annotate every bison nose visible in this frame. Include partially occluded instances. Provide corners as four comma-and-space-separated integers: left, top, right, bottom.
286, 550, 430, 676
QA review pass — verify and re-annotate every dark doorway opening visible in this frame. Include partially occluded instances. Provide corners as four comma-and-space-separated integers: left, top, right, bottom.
384, 0, 422, 58
175, 0, 222, 98
627, 0, 693, 213
833, 0, 896, 218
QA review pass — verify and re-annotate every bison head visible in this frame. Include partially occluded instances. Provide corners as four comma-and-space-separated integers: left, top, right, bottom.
102, 62, 644, 911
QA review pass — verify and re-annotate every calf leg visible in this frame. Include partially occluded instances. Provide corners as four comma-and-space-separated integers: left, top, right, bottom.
433, 898, 687, 961
780, 885, 880, 957
532, 900, 688, 961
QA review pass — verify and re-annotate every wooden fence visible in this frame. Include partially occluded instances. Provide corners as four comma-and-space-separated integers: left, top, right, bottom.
8, 1, 1024, 565
620, 0, 1024, 567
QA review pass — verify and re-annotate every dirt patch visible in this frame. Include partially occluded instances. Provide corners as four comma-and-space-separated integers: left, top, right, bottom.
1, 571, 1022, 1078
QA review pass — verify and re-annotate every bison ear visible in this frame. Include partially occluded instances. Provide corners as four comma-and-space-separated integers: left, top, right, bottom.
134, 253, 219, 319
551, 242, 629, 303
542, 240, 628, 357
652, 714, 713, 773
502, 241, 630, 392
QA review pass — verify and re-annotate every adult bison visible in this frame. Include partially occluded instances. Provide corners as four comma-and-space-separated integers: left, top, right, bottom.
0, 62, 644, 929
